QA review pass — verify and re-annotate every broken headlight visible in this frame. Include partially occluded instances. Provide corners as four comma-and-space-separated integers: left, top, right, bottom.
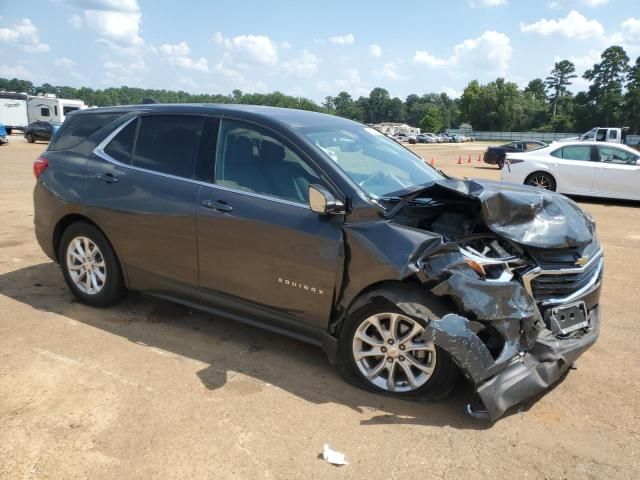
458, 235, 529, 282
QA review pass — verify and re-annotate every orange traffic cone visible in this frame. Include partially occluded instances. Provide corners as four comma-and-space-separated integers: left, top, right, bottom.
467, 154, 472, 163
477, 153, 482, 162
457, 155, 462, 164
430, 158, 435, 166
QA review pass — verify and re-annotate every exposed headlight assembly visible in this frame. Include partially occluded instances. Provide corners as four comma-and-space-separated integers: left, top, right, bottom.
458, 235, 529, 282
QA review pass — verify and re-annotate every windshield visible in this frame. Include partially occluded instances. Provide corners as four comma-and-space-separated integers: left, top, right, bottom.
300, 125, 442, 197
582, 128, 597, 140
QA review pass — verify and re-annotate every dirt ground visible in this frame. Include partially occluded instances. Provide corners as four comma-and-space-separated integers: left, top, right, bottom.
1, 139, 639, 479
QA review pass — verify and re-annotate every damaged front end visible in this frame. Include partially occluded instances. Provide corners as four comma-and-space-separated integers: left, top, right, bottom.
362, 178, 603, 422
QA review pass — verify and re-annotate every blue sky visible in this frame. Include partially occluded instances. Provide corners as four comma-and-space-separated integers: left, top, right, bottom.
1, 0, 639, 101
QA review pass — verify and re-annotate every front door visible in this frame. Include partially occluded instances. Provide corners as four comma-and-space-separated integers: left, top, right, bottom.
196, 119, 344, 332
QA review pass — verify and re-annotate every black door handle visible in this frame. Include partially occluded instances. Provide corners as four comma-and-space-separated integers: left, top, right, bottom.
97, 173, 118, 184
202, 199, 233, 213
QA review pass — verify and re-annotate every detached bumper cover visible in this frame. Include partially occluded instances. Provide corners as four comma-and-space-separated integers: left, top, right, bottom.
476, 306, 600, 421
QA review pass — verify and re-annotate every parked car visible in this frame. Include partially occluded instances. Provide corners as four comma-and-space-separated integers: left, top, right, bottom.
24, 121, 61, 143
414, 134, 435, 144
503, 141, 640, 201
33, 105, 602, 422
484, 141, 546, 169
0, 122, 7, 145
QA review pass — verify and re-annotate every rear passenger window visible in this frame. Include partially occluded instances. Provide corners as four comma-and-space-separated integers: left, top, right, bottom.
49, 113, 123, 151
104, 120, 137, 164
133, 115, 204, 178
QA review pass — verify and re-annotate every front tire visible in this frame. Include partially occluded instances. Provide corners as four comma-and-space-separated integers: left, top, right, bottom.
338, 298, 459, 400
26, 133, 35, 143
497, 155, 505, 169
59, 222, 126, 307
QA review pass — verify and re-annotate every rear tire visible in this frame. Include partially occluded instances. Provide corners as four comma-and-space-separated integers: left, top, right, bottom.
497, 155, 505, 169
59, 222, 126, 307
525, 171, 556, 191
338, 297, 459, 400
26, 133, 35, 143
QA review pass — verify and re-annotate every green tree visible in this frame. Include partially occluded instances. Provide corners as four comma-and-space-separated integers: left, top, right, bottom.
524, 79, 547, 102
584, 46, 630, 126
545, 60, 577, 118
420, 105, 442, 132
624, 56, 640, 134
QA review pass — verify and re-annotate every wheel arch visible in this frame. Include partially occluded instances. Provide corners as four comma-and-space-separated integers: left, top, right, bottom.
330, 277, 456, 339
52, 213, 129, 286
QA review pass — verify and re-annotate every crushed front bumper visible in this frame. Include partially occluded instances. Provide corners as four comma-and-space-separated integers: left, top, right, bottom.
475, 305, 600, 421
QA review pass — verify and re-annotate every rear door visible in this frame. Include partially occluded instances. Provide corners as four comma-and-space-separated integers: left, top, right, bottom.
195, 118, 344, 333
549, 145, 597, 194
593, 145, 640, 199
87, 114, 204, 290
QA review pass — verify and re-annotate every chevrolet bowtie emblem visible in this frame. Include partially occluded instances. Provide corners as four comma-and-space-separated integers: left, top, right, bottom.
575, 256, 589, 267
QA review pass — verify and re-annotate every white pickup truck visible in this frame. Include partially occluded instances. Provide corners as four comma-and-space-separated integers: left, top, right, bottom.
562, 127, 630, 144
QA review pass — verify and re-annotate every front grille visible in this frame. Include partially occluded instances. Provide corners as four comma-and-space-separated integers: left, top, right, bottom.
530, 258, 602, 301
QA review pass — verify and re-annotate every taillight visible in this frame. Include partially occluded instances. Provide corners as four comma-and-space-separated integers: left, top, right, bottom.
33, 157, 49, 179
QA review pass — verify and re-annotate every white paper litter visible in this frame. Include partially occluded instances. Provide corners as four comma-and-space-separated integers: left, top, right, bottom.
322, 444, 348, 466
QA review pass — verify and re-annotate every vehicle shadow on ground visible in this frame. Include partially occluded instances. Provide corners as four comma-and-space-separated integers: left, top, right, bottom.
570, 196, 640, 208
0, 262, 501, 430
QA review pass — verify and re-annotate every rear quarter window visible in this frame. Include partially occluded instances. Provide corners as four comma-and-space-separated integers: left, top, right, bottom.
49, 112, 124, 151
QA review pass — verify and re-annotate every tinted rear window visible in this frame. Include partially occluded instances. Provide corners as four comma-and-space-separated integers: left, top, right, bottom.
49, 112, 123, 151
104, 119, 138, 164
133, 115, 203, 178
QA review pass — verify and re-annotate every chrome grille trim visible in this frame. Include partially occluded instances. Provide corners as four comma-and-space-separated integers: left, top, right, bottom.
522, 247, 603, 306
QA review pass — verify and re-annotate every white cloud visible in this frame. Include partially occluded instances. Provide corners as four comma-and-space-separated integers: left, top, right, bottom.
414, 30, 512, 75
0, 64, 33, 78
0, 18, 50, 53
520, 10, 604, 39
442, 86, 461, 98
84, 9, 143, 50
454, 30, 512, 74
281, 50, 321, 78
69, 14, 83, 29
413, 51, 455, 68
103, 58, 145, 84
158, 42, 208, 72
565, 49, 600, 69
617, 18, 640, 44
369, 44, 382, 57
379, 62, 405, 80
54, 57, 76, 68
468, 0, 507, 7
328, 34, 355, 45
65, 0, 144, 53
317, 68, 368, 96
214, 32, 278, 65
64, 0, 140, 12
550, 0, 609, 7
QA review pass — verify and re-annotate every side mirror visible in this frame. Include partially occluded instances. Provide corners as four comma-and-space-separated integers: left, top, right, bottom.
309, 184, 344, 215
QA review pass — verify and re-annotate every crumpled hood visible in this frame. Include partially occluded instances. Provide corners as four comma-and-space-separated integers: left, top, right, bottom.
417, 178, 595, 249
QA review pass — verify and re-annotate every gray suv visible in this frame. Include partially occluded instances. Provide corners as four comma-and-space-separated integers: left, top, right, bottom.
33, 104, 603, 421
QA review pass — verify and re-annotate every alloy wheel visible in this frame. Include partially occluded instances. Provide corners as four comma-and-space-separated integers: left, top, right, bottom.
66, 236, 107, 295
352, 312, 437, 393
528, 175, 553, 190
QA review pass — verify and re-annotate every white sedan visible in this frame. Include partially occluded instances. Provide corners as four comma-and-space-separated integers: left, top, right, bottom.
501, 141, 640, 201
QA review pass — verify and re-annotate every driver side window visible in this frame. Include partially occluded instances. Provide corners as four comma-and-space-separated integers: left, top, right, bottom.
214, 120, 320, 204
